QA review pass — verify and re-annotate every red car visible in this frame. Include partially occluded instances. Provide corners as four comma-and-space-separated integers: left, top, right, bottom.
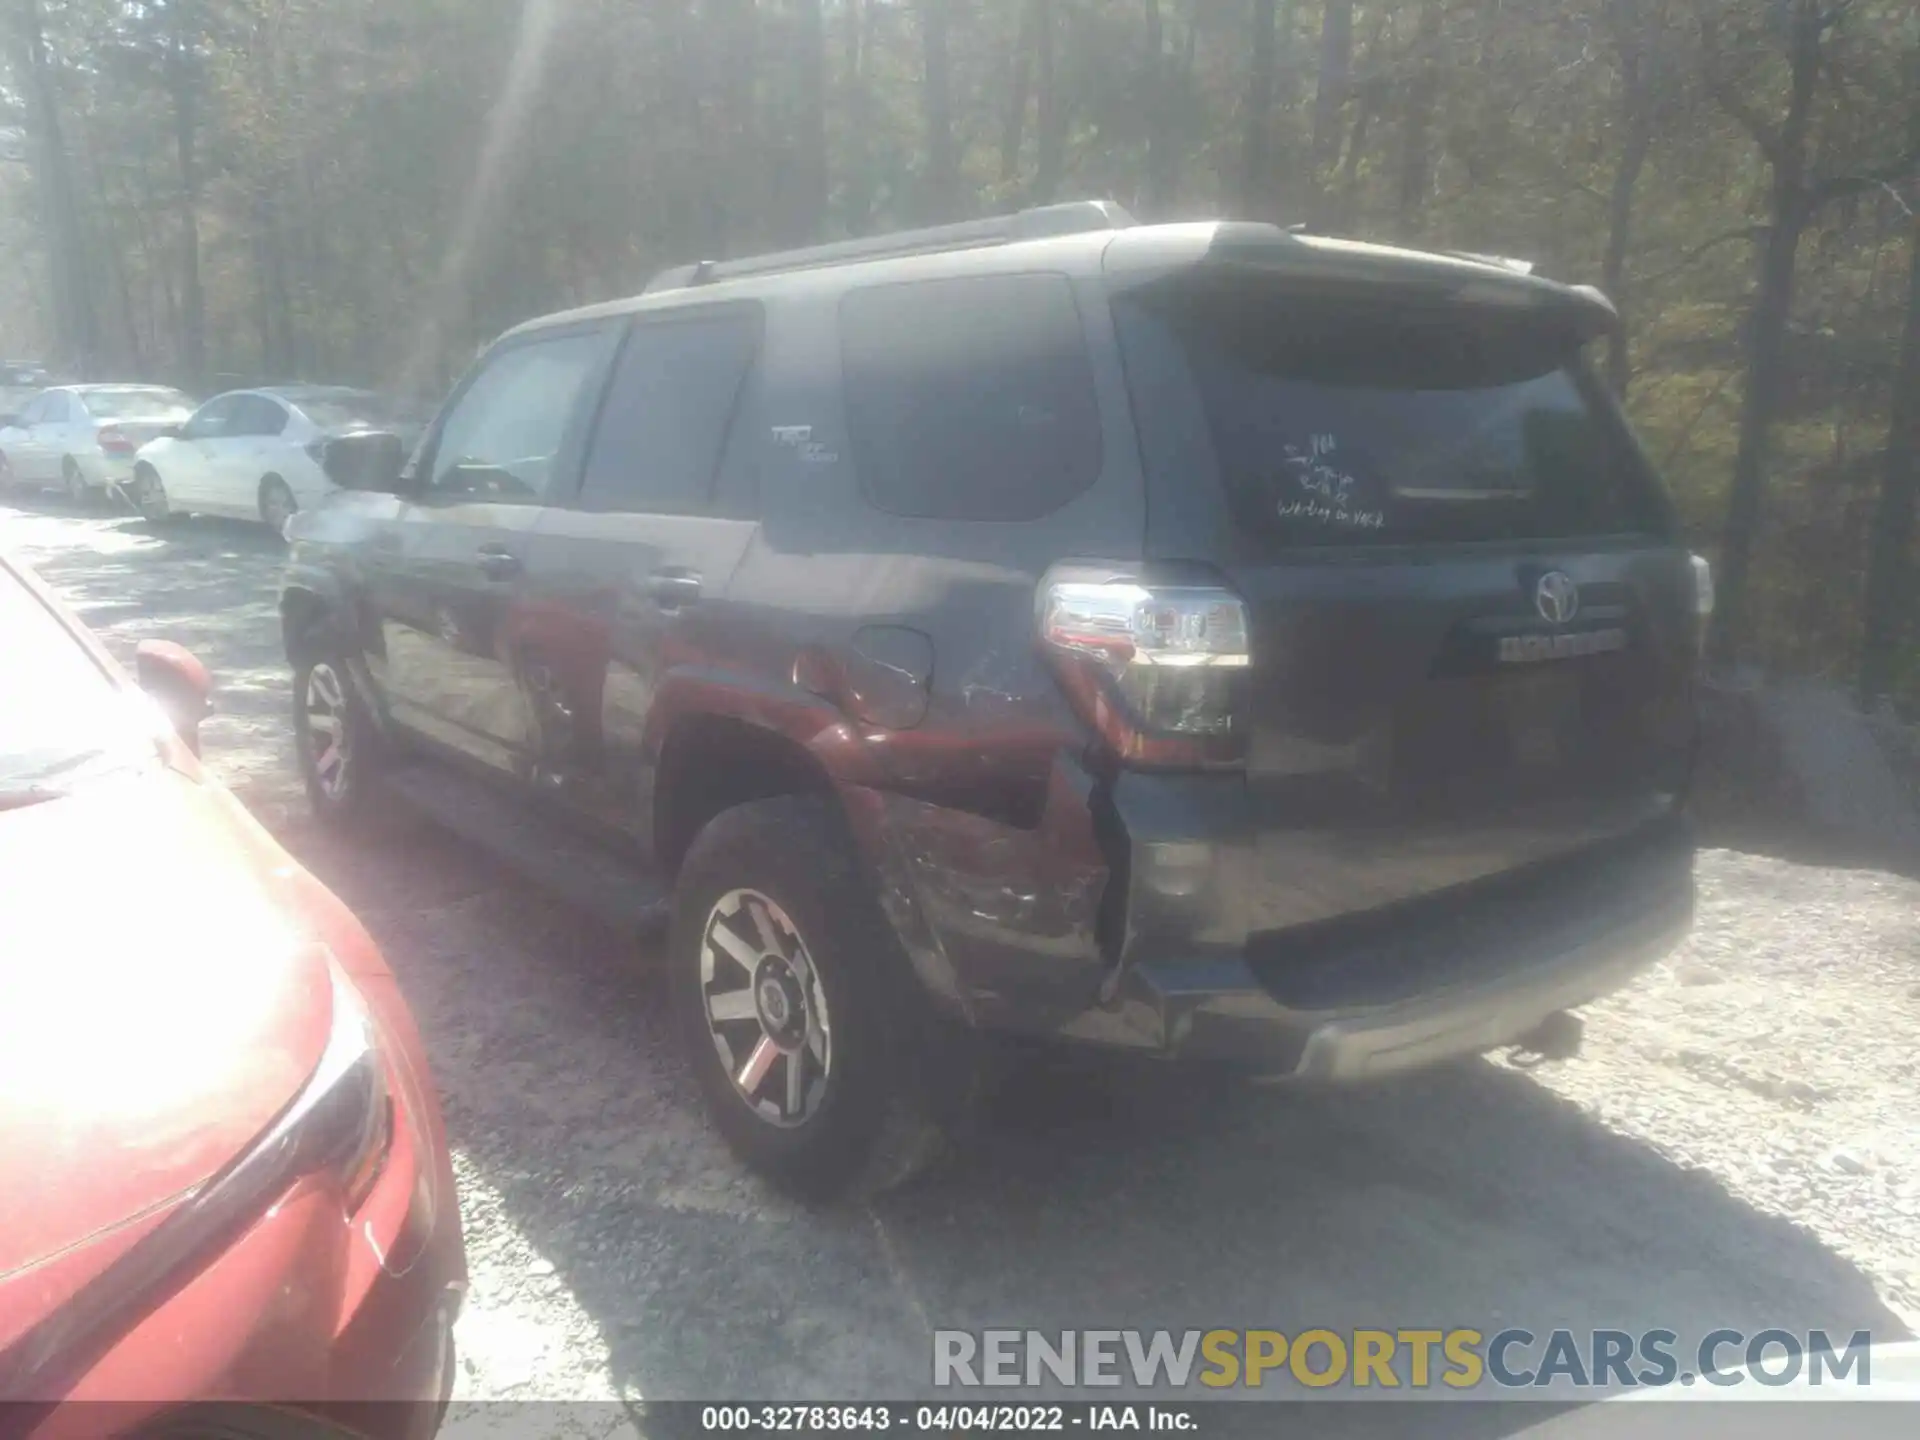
0, 552, 464, 1439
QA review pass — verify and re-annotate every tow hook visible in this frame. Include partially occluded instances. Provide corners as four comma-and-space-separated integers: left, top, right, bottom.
1510, 1010, 1584, 1066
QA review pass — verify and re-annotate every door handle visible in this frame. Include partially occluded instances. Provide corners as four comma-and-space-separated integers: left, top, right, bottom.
646, 569, 703, 608
476, 546, 522, 581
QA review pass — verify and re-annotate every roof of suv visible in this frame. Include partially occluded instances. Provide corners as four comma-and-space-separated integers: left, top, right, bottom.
503, 202, 1616, 343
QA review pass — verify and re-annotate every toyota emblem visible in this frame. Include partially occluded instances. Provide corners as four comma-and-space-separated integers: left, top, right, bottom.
1535, 571, 1580, 626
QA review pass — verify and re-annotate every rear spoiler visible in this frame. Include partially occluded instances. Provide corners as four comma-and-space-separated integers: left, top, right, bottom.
1108, 222, 1620, 340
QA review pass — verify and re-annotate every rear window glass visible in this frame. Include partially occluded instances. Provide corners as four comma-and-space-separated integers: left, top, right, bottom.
841, 273, 1102, 522
80, 388, 192, 419
1119, 288, 1670, 546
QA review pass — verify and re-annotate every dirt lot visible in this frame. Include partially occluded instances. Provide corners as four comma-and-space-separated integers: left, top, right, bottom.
4, 498, 1916, 1427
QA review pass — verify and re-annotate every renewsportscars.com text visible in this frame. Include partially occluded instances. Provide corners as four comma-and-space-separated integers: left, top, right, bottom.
932, 1328, 1875, 1391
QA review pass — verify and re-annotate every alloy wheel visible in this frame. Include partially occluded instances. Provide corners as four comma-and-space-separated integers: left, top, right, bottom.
135, 469, 169, 522
304, 662, 352, 800
700, 888, 833, 1128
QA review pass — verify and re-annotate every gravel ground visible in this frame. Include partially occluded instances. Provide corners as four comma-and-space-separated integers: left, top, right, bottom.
4, 496, 1916, 1430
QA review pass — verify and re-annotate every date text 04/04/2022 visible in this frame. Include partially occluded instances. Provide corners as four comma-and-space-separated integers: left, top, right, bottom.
698, 1404, 1197, 1432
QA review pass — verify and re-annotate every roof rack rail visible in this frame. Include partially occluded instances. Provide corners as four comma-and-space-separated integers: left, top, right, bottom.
643, 199, 1137, 294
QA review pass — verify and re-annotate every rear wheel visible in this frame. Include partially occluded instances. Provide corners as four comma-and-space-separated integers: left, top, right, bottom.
669, 795, 954, 1199
260, 475, 298, 535
293, 654, 387, 829
133, 463, 172, 523
62, 456, 89, 506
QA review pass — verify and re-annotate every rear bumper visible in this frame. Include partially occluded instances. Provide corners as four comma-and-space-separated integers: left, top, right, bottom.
74, 452, 137, 489
1134, 870, 1688, 1077
848, 759, 1693, 1079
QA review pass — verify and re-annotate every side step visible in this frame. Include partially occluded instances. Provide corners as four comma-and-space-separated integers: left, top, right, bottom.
385, 764, 672, 939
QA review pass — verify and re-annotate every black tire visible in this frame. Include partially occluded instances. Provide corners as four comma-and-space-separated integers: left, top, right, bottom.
669, 795, 957, 1199
260, 475, 298, 535
133, 463, 173, 524
292, 652, 389, 829
61, 455, 90, 506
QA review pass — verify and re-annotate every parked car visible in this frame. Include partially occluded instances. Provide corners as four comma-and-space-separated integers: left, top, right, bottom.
0, 551, 464, 1432
280, 200, 1708, 1197
0, 361, 53, 417
133, 386, 431, 532
0, 384, 195, 504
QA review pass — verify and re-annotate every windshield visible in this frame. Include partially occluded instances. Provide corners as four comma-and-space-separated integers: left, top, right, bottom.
80, 388, 193, 420
0, 565, 154, 800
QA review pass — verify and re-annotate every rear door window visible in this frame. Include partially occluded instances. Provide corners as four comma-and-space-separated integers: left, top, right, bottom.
235, 395, 290, 437
575, 309, 761, 515
1117, 286, 1671, 547
840, 273, 1102, 522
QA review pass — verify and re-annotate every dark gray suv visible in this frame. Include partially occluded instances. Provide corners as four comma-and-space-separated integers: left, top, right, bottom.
281, 200, 1704, 1196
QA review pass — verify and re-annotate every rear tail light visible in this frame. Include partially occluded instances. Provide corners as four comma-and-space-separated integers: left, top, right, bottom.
1690, 553, 1713, 655
97, 426, 135, 456
1039, 573, 1251, 769
1689, 553, 1713, 619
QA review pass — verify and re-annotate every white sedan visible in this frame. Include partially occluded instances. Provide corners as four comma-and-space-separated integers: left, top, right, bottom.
0, 385, 196, 503
131, 385, 424, 531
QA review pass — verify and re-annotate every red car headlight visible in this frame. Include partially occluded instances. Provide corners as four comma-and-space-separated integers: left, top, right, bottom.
313, 959, 396, 1214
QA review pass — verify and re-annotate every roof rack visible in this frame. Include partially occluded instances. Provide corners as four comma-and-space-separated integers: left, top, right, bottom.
643, 199, 1137, 294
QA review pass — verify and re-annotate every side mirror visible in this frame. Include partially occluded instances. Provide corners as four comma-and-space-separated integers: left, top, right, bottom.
135, 640, 212, 755
321, 430, 409, 493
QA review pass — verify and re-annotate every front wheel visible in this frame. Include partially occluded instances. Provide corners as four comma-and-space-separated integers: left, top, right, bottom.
669, 795, 951, 1199
292, 654, 387, 829
133, 464, 172, 523
260, 476, 298, 536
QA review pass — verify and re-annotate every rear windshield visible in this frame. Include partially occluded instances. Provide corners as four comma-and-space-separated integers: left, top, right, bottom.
1117, 286, 1671, 546
81, 388, 192, 419
298, 394, 417, 431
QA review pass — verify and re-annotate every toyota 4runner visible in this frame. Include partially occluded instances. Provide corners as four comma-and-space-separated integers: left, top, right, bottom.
281, 200, 1705, 1196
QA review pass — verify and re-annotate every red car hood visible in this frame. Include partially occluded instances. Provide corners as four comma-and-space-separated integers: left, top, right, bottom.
0, 765, 331, 1282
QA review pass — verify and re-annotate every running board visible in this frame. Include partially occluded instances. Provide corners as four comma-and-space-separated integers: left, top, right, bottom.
384, 764, 672, 939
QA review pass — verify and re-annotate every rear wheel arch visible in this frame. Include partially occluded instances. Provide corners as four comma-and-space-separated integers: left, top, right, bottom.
281, 585, 343, 666
653, 713, 840, 877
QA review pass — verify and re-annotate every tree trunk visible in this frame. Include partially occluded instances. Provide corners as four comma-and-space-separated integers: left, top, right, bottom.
1395, 0, 1443, 237
1310, 0, 1353, 184
1240, 0, 1277, 215
1032, 0, 1064, 204
919, 0, 961, 221
1711, 202, 1808, 665
1707, 0, 1825, 665
15, 0, 97, 371
793, 0, 829, 243
77, 112, 142, 371
166, 0, 206, 387
1858, 53, 1920, 703
1601, 111, 1653, 397
1001, 0, 1037, 184
840, 0, 874, 234
1141, 0, 1179, 215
